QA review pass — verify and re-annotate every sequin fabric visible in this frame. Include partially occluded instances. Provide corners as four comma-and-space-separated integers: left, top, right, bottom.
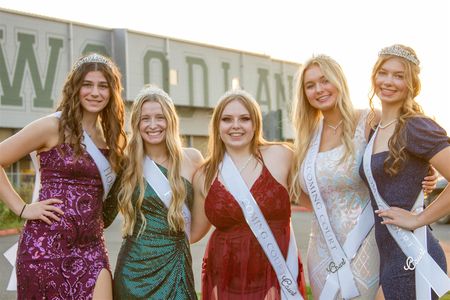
16, 144, 110, 300
202, 161, 307, 300
360, 117, 448, 299
114, 165, 197, 300
300, 110, 380, 300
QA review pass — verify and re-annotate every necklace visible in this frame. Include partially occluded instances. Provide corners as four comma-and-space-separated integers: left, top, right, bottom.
325, 120, 343, 134
155, 156, 169, 166
238, 155, 253, 173
378, 119, 398, 129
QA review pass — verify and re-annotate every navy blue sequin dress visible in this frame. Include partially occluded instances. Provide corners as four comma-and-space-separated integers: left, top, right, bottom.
359, 117, 449, 300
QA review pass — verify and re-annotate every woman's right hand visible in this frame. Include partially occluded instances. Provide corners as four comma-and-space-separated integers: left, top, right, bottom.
22, 199, 64, 225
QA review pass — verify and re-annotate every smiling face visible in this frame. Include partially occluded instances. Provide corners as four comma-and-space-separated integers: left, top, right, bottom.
375, 57, 408, 108
139, 100, 167, 147
219, 99, 255, 151
303, 64, 339, 112
79, 71, 110, 114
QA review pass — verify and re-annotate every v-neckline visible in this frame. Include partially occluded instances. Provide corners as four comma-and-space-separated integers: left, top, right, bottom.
217, 164, 266, 195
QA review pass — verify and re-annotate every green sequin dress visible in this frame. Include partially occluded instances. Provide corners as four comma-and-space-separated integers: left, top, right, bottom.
113, 166, 197, 300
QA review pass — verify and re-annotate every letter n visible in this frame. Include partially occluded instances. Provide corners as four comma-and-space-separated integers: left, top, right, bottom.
186, 56, 209, 106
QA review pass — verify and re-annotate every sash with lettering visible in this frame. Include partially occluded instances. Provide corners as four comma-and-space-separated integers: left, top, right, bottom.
4, 111, 116, 291
143, 156, 191, 239
220, 153, 303, 300
363, 126, 450, 299
303, 118, 371, 300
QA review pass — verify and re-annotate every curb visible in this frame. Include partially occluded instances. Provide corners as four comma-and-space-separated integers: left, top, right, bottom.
0, 228, 20, 237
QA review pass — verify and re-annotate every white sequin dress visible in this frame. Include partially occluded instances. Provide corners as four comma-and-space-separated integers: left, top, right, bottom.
300, 110, 379, 300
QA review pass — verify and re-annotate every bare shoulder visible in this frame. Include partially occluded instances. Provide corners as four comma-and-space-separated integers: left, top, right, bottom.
260, 143, 293, 172
260, 143, 293, 158
373, 108, 381, 123
14, 114, 59, 147
183, 147, 204, 165
0, 114, 59, 166
192, 164, 207, 194
35, 114, 60, 132
33, 115, 60, 149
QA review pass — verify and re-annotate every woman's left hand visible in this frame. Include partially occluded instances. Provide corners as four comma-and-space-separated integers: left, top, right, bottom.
422, 166, 438, 194
375, 207, 421, 231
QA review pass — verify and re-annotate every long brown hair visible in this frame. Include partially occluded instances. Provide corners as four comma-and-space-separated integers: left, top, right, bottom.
201, 89, 269, 192
369, 44, 424, 175
118, 85, 187, 237
56, 53, 127, 173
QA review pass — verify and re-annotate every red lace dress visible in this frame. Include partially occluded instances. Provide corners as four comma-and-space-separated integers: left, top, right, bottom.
201, 163, 306, 300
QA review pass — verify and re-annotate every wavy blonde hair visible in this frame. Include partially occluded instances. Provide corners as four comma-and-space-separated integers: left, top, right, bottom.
56, 53, 127, 172
369, 44, 424, 176
201, 89, 270, 192
118, 85, 187, 237
290, 55, 357, 203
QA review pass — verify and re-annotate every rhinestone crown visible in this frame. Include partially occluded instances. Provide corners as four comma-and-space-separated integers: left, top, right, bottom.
219, 89, 256, 103
73, 53, 113, 70
136, 85, 173, 102
379, 45, 420, 65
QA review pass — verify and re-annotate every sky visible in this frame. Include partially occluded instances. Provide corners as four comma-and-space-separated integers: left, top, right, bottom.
1, 0, 449, 130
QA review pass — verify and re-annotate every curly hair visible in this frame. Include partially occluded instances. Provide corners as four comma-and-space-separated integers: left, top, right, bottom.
368, 44, 424, 176
55, 53, 127, 173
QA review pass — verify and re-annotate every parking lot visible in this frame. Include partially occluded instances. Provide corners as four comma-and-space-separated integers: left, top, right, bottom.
0, 211, 449, 299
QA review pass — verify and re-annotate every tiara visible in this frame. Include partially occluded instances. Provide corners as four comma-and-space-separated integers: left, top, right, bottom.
219, 89, 256, 103
135, 85, 173, 102
379, 45, 420, 65
73, 53, 113, 70
314, 54, 337, 63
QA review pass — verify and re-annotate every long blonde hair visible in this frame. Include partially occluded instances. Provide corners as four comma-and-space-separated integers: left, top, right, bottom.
56, 53, 127, 172
201, 89, 269, 192
290, 55, 357, 203
369, 44, 423, 176
118, 85, 186, 237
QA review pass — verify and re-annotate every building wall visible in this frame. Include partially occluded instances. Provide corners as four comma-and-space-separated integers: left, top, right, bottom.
0, 8, 300, 184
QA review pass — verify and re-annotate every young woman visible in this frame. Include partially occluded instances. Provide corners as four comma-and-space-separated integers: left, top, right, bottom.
360, 44, 450, 299
290, 54, 437, 300
113, 85, 204, 299
193, 89, 307, 300
0, 53, 127, 299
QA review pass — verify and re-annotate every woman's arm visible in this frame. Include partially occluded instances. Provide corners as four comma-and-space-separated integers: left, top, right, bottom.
189, 168, 211, 243
377, 147, 450, 230
103, 173, 122, 228
0, 116, 64, 224
298, 190, 313, 211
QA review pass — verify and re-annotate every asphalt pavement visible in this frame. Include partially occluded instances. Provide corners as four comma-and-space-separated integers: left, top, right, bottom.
0, 211, 449, 299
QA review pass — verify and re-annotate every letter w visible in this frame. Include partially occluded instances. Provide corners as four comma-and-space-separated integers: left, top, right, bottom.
0, 32, 63, 107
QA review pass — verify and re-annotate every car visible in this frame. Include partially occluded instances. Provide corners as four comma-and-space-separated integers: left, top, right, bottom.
426, 177, 449, 224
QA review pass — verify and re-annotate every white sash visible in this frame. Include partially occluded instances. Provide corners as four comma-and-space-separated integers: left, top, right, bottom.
143, 156, 191, 239
220, 153, 303, 300
303, 119, 364, 300
4, 111, 116, 291
363, 126, 450, 298
82, 131, 116, 200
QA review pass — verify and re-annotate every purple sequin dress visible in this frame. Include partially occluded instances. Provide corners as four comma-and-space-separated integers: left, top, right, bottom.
16, 144, 110, 300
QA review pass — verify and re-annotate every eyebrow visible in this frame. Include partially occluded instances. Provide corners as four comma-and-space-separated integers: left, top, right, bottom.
305, 75, 326, 84
221, 113, 250, 117
82, 79, 109, 84
379, 67, 404, 74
